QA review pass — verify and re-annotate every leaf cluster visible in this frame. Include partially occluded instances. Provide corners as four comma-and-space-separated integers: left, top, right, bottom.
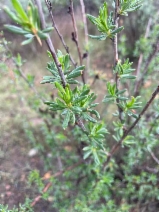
41, 50, 84, 85
83, 122, 108, 164
114, 59, 136, 80
118, 0, 143, 16
119, 96, 142, 118
45, 83, 100, 129
87, 2, 124, 40
4, 0, 53, 45
103, 82, 128, 103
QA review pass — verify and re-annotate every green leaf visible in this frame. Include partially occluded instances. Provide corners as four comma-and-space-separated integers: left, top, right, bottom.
83, 149, 92, 160
37, 31, 48, 39
89, 34, 107, 40
89, 110, 100, 119
55, 82, 66, 94
67, 66, 85, 79
62, 110, 71, 129
72, 106, 83, 113
87, 14, 99, 25
11, 0, 28, 22
121, 74, 136, 79
3, 6, 22, 24
4, 25, 28, 35
83, 113, 97, 123
70, 113, 76, 125
27, 74, 35, 85
118, 96, 128, 101
111, 26, 124, 35
42, 27, 54, 33
21, 37, 34, 45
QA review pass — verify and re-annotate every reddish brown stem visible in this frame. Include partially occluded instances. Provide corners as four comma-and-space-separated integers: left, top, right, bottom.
69, 0, 85, 84
45, 0, 76, 67
113, 0, 123, 122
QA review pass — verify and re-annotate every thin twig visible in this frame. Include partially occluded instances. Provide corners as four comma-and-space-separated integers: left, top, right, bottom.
35, 0, 88, 133
148, 148, 159, 165
113, 0, 123, 122
134, 18, 152, 92
69, 0, 85, 84
104, 85, 159, 168
134, 11, 159, 96
149, 115, 159, 133
3, 39, 44, 102
80, 0, 90, 75
31, 160, 84, 206
134, 40, 159, 97
35, 0, 67, 88
17, 66, 45, 102
45, 0, 76, 67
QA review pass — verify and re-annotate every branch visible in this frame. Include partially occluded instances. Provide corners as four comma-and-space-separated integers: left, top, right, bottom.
104, 85, 159, 168
79, 0, 90, 74
35, 0, 88, 133
134, 39, 159, 97
148, 148, 159, 165
31, 160, 84, 207
134, 12, 159, 97
2, 39, 44, 102
69, 0, 85, 84
44, 0, 76, 67
134, 18, 152, 93
17, 66, 45, 102
35, 0, 67, 88
113, 0, 123, 122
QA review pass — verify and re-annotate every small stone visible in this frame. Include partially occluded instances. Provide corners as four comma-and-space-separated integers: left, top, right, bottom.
28, 148, 38, 157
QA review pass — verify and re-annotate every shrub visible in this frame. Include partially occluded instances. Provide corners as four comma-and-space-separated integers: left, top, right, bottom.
2, 0, 159, 211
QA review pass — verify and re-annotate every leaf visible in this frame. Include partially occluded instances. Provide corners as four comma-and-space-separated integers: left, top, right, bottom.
27, 74, 35, 85
67, 66, 85, 79
11, 0, 28, 22
72, 106, 83, 113
70, 113, 76, 125
117, 89, 127, 95
83, 149, 92, 160
62, 110, 71, 129
55, 82, 66, 94
93, 150, 100, 165
121, 74, 136, 79
67, 79, 79, 84
89, 34, 107, 40
118, 96, 128, 101
111, 26, 124, 35
21, 37, 34, 45
89, 110, 100, 119
87, 14, 98, 25
42, 27, 54, 33
73, 96, 87, 104
90, 103, 99, 108
4, 25, 28, 35
37, 31, 48, 39
83, 113, 97, 123
3, 6, 22, 24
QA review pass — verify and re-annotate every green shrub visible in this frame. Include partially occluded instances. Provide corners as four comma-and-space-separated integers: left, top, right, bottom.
2, 0, 159, 211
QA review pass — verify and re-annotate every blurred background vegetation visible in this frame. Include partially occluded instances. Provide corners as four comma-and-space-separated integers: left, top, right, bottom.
0, 0, 159, 211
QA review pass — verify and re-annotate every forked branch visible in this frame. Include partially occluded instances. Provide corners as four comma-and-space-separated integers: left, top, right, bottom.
44, 0, 76, 67
104, 85, 159, 168
69, 0, 85, 84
